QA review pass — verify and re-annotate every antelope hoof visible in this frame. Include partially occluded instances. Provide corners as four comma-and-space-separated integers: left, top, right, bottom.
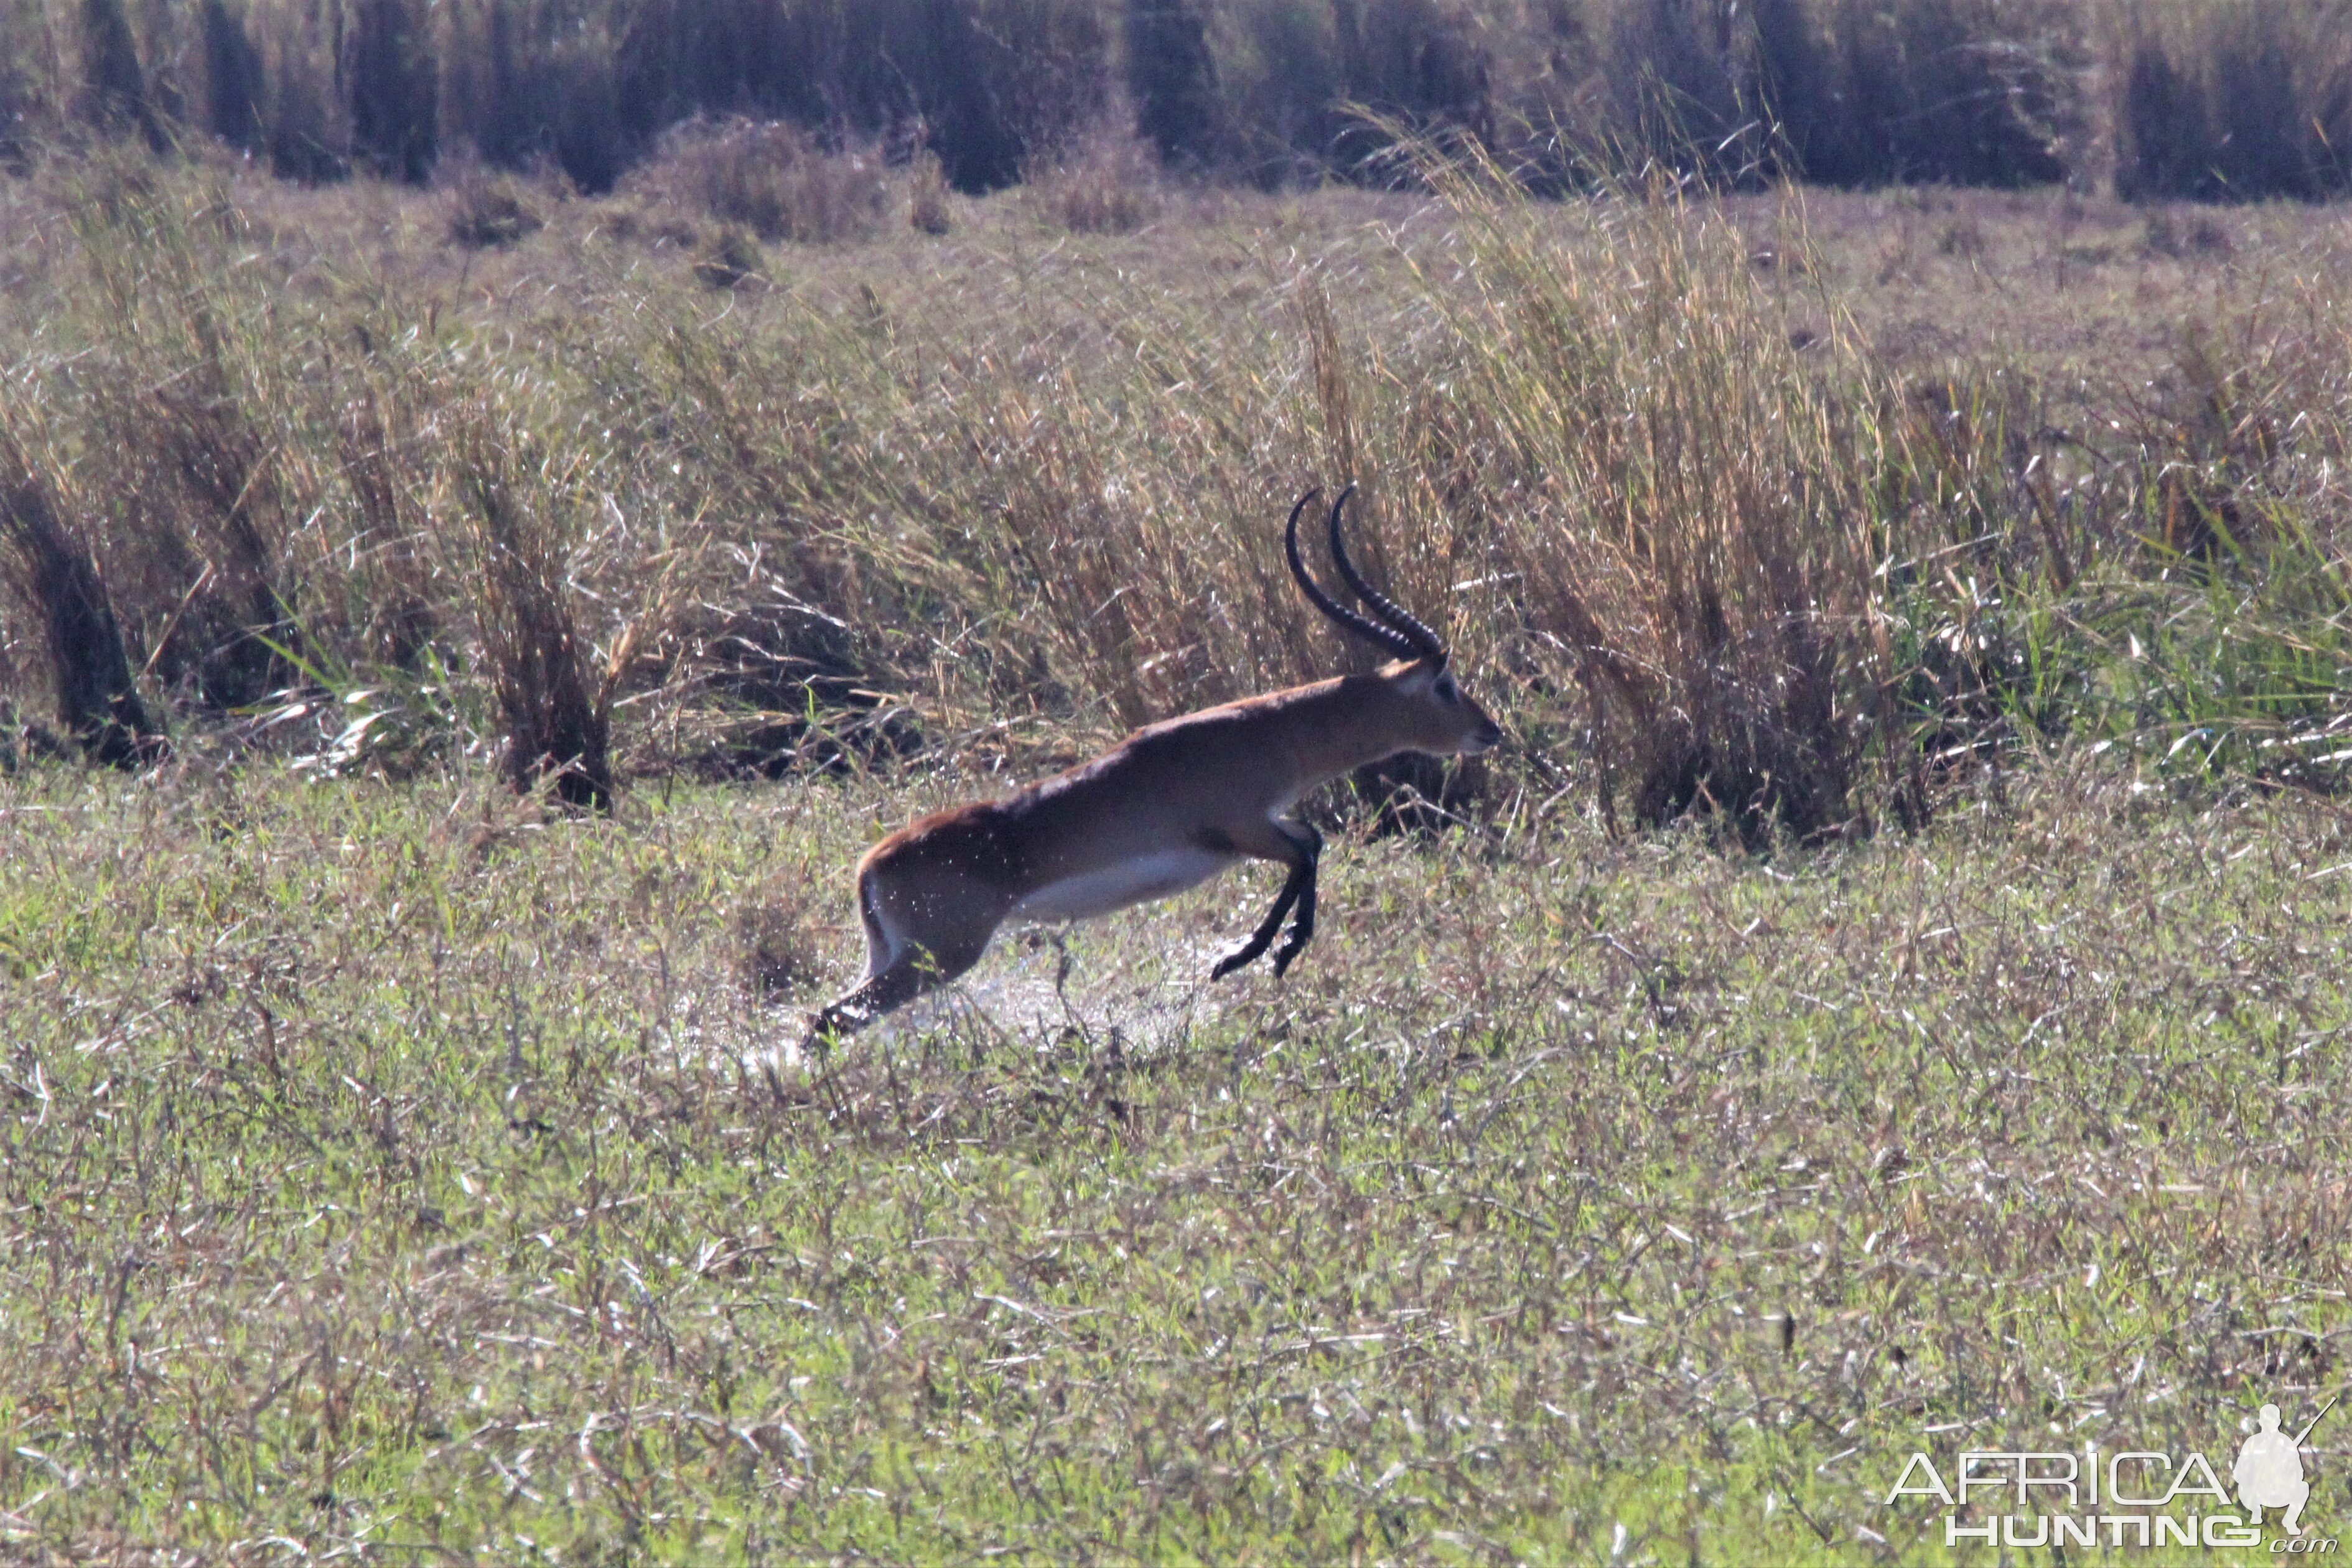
802, 1004, 857, 1056
1210, 941, 1268, 981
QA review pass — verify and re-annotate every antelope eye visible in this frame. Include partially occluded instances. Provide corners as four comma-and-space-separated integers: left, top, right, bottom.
1435, 674, 1458, 702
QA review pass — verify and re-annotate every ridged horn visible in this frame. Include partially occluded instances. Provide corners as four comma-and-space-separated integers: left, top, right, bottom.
1323, 485, 1447, 665
1284, 488, 1421, 661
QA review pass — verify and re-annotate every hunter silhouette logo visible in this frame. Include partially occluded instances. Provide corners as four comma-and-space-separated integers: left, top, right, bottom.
1883, 1395, 2342, 1552
2236, 1399, 2336, 1537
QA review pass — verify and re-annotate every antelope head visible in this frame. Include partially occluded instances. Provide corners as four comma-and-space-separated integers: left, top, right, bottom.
1286, 485, 1502, 760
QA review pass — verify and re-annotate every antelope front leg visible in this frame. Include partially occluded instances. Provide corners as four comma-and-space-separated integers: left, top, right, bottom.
1269, 829, 1320, 976
1210, 824, 1321, 980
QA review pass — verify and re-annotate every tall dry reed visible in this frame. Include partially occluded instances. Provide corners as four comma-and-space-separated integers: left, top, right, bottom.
0, 411, 166, 767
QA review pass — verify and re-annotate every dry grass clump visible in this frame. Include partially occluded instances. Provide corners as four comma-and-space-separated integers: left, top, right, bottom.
329, 382, 442, 673
734, 869, 828, 1002
445, 409, 613, 812
1029, 124, 1162, 234
0, 416, 164, 768
905, 148, 953, 235
690, 222, 765, 289
5, 144, 2351, 832
641, 118, 889, 245
1404, 163, 1892, 839
0, 151, 694, 805
443, 166, 547, 248
23, 153, 314, 716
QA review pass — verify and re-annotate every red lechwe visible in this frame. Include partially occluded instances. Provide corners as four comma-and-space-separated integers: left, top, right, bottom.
806, 486, 1501, 1047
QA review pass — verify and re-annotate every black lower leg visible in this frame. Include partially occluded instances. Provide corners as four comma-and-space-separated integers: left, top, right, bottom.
1212, 863, 1308, 979
1271, 862, 1318, 976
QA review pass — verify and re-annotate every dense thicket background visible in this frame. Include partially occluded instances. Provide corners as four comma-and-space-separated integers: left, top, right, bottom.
2, 0, 2350, 200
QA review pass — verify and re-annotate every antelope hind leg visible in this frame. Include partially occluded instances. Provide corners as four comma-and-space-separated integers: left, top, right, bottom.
803, 935, 990, 1053
1210, 824, 1322, 981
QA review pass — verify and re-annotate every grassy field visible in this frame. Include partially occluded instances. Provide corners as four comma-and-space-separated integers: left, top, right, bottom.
3, 147, 2352, 1561
3, 756, 2350, 1563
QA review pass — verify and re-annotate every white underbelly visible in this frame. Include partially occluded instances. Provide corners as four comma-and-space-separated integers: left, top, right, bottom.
1010, 847, 1236, 925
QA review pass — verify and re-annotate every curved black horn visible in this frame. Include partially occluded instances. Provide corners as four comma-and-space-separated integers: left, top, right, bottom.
1325, 485, 1447, 663
1285, 489, 1419, 661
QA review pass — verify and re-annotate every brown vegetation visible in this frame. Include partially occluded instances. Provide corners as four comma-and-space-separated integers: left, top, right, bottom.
2, 146, 2350, 829
0, 419, 164, 766
448, 408, 614, 811
638, 118, 890, 245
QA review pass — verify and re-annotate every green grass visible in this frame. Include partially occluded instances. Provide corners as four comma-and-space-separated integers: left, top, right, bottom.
2, 757, 2347, 1561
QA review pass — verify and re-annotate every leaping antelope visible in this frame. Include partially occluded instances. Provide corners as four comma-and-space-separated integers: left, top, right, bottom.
806, 486, 1500, 1047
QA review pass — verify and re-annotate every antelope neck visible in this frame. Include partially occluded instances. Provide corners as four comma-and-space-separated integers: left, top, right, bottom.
1258, 674, 1417, 786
